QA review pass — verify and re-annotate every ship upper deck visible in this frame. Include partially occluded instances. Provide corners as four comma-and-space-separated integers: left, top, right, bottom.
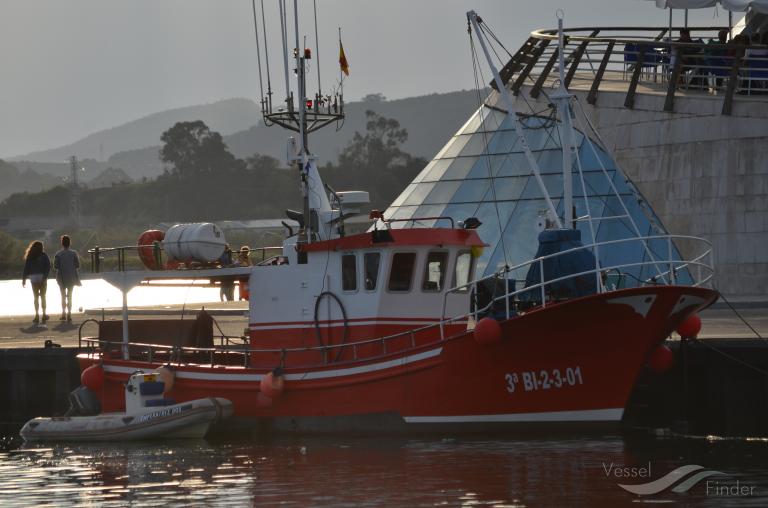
500, 26, 768, 115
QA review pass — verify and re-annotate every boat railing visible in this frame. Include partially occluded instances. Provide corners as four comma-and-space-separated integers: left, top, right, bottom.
505, 26, 768, 115
80, 318, 454, 369
385, 216, 456, 228
79, 233, 713, 368
442, 233, 714, 325
86, 243, 283, 273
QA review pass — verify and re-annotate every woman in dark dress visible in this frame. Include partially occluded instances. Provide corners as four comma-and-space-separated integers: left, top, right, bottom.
22, 240, 51, 324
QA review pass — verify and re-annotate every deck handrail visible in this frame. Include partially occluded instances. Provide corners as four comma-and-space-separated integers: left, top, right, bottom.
504, 25, 768, 114
87, 243, 284, 273
441, 233, 713, 324
81, 233, 714, 370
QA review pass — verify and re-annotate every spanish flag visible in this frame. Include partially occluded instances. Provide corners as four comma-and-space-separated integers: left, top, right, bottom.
339, 39, 349, 76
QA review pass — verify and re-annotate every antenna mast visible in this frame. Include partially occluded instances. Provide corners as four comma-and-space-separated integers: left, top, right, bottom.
552, 10, 575, 229
258, 0, 345, 258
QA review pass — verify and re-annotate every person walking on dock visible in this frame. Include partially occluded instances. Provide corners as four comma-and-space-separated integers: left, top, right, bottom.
21, 240, 51, 325
54, 235, 80, 322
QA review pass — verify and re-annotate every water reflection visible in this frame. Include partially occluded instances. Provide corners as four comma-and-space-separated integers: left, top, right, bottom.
0, 434, 765, 507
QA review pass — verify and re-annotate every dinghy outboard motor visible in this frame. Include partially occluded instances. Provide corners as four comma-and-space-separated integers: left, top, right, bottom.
64, 386, 101, 416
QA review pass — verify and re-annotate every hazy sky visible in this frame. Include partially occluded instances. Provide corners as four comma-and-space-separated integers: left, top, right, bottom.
0, 1, 725, 158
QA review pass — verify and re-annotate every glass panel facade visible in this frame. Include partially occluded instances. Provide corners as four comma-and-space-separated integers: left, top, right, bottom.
383, 104, 688, 282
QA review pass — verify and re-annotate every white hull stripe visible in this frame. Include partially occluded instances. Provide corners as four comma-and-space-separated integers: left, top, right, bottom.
101, 347, 443, 382
669, 294, 707, 316
284, 347, 442, 380
249, 320, 460, 331
403, 408, 624, 424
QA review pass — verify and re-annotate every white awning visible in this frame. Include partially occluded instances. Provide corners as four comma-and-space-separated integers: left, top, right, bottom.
649, 0, 768, 13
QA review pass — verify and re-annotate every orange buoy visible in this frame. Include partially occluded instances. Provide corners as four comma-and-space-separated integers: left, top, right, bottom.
261, 370, 285, 398
137, 230, 165, 270
81, 364, 105, 391
474, 317, 503, 345
156, 365, 175, 394
648, 345, 675, 373
676, 314, 702, 338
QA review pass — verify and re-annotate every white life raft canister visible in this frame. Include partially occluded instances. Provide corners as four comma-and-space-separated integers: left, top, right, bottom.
163, 223, 226, 262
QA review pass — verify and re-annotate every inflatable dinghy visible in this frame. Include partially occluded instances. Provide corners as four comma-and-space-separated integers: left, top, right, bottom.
21, 371, 233, 442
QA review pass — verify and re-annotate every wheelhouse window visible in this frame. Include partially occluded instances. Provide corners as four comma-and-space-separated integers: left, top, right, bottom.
364, 252, 381, 291
388, 252, 417, 292
453, 250, 474, 292
341, 254, 357, 291
422, 251, 448, 292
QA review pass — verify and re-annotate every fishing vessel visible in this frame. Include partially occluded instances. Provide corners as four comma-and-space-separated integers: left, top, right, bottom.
75, 7, 717, 433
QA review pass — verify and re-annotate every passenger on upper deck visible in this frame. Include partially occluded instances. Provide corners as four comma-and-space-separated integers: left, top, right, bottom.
707, 29, 728, 46
705, 30, 730, 87
675, 29, 703, 87
236, 246, 252, 267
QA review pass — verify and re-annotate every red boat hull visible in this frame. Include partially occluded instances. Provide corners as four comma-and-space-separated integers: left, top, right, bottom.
78, 286, 717, 432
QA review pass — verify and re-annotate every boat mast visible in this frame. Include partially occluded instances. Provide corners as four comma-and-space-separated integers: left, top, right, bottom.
467, 11, 562, 229
552, 11, 575, 229
260, 1, 345, 258
293, 0, 311, 256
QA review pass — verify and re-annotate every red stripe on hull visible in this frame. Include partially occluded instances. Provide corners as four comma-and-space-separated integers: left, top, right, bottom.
79, 286, 717, 428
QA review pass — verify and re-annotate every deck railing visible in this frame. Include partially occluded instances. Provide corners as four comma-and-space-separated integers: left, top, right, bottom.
80, 233, 714, 370
505, 26, 768, 114
87, 244, 283, 273
443, 233, 714, 325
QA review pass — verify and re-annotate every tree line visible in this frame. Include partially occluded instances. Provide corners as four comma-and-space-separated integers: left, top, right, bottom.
0, 111, 426, 276
0, 110, 424, 224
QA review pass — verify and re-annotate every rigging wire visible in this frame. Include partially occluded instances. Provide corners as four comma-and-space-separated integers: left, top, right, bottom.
482, 23, 515, 59
313, 0, 322, 96
572, 95, 668, 282
479, 22, 560, 149
716, 292, 764, 339
260, 0, 273, 112
469, 22, 509, 271
278, 0, 291, 104
570, 112, 602, 291
691, 337, 768, 377
251, 0, 265, 107
479, 23, 510, 72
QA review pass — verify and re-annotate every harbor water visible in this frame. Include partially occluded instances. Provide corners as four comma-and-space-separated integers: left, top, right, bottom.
0, 433, 766, 507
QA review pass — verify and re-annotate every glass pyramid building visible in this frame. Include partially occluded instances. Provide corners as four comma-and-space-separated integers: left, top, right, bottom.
384, 100, 692, 286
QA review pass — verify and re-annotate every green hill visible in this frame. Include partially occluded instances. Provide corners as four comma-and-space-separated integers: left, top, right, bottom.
0, 160, 63, 202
